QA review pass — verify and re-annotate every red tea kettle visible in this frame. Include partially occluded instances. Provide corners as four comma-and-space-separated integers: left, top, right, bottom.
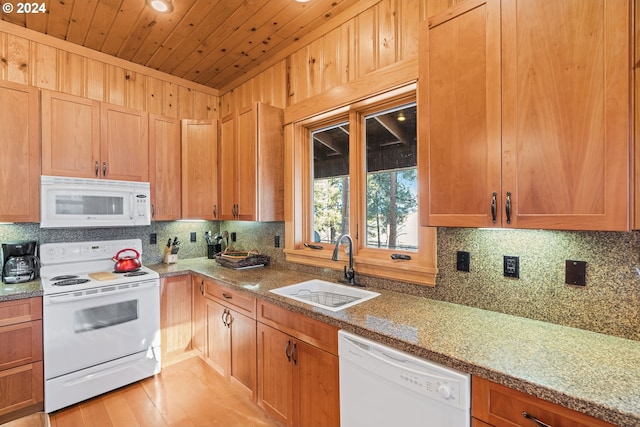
112, 248, 142, 272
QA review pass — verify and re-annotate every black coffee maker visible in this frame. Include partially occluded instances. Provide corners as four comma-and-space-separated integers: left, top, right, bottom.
1, 241, 40, 284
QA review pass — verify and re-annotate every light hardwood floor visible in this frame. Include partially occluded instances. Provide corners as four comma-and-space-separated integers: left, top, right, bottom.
48, 357, 283, 427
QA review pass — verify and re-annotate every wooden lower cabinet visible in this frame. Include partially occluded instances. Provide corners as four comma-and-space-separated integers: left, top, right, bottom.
472, 377, 617, 427
257, 301, 339, 427
192, 277, 207, 354
160, 275, 196, 366
197, 277, 257, 398
0, 297, 43, 424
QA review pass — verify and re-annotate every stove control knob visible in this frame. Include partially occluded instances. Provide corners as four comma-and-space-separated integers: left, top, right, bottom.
57, 248, 65, 256
437, 384, 452, 400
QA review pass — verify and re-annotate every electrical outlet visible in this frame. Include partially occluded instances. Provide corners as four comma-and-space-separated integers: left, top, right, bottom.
565, 260, 586, 286
150, 233, 157, 244
456, 251, 470, 272
503, 255, 519, 278
190, 232, 197, 242
274, 236, 280, 248
231, 232, 237, 242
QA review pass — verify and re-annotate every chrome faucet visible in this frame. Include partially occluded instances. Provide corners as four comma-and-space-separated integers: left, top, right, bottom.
331, 234, 361, 286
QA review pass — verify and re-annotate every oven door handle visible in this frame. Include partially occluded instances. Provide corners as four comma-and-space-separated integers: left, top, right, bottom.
46, 281, 158, 303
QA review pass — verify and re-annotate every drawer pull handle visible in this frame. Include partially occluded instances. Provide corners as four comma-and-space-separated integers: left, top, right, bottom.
222, 293, 232, 299
523, 412, 553, 427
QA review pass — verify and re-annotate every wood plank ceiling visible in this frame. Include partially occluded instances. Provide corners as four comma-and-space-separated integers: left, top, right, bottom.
0, 0, 352, 91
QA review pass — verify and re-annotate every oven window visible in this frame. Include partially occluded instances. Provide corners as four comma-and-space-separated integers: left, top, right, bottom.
55, 195, 124, 215
74, 300, 138, 333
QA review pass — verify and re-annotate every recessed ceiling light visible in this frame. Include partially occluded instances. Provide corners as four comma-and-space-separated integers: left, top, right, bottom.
146, 0, 173, 13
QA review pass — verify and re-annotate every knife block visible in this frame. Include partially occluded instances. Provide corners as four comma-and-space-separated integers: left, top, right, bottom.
163, 247, 178, 264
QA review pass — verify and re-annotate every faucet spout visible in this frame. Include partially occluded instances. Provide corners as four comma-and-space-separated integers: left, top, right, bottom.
331, 234, 361, 286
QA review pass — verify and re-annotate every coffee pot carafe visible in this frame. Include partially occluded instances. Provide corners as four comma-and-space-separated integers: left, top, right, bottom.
1, 241, 40, 284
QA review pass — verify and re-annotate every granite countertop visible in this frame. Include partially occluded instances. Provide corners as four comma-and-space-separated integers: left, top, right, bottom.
152, 258, 640, 427
0, 279, 42, 301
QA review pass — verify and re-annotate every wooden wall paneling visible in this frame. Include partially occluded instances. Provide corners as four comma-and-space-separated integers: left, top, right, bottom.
57, 50, 84, 96
357, 6, 377, 77
66, 0, 100, 45
339, 20, 357, 85
6, 34, 29, 85
427, 0, 456, 17
106, 64, 126, 106
146, 76, 164, 115
289, 48, 309, 105
321, 29, 339, 93
377, 0, 398, 69
0, 32, 6, 81
192, 91, 209, 119
125, 70, 146, 111
31, 43, 56, 90
307, 38, 324, 98
270, 60, 288, 109
84, 58, 105, 101
236, 80, 255, 111
398, 0, 420, 60
164, 81, 177, 118
178, 86, 194, 119
635, 0, 640, 228
220, 90, 234, 117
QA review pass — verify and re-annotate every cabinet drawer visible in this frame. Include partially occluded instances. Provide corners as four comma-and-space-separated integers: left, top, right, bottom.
0, 298, 42, 327
257, 301, 338, 355
471, 377, 617, 427
205, 280, 255, 318
0, 320, 42, 371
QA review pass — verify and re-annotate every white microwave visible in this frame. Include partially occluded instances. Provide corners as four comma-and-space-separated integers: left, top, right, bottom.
40, 176, 151, 228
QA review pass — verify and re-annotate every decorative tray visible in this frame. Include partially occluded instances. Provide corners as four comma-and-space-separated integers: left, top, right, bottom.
215, 247, 270, 269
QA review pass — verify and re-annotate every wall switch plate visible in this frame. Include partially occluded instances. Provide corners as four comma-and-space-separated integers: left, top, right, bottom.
231, 232, 237, 242
190, 232, 197, 242
565, 260, 587, 286
456, 251, 470, 272
503, 255, 519, 278
150, 233, 157, 244
274, 236, 280, 248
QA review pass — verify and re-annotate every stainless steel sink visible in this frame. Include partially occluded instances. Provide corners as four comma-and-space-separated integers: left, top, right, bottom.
270, 279, 380, 312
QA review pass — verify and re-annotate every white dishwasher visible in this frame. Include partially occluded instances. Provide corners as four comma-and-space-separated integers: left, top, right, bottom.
338, 330, 470, 427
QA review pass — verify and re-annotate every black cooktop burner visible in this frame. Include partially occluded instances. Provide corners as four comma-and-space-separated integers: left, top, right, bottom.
53, 278, 91, 286
50, 275, 79, 281
123, 271, 149, 277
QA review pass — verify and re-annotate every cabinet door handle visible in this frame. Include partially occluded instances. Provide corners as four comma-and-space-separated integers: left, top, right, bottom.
199, 280, 204, 296
213, 204, 217, 219
285, 339, 292, 362
491, 192, 497, 223
221, 309, 228, 326
95, 161, 99, 177
291, 343, 297, 365
225, 311, 232, 328
102, 162, 107, 177
151, 204, 155, 219
222, 293, 232, 300
505, 191, 512, 224
522, 412, 553, 427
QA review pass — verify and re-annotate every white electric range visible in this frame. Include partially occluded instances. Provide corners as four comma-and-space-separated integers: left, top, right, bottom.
40, 239, 161, 413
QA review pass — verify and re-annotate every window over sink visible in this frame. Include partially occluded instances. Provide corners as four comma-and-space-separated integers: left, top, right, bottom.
284, 84, 437, 286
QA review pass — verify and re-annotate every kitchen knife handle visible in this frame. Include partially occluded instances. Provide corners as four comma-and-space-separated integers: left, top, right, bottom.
522, 412, 553, 427
505, 191, 512, 224
491, 192, 497, 223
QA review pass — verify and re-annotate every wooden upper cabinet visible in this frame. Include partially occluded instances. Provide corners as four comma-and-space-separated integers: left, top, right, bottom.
149, 114, 181, 221
0, 81, 39, 222
421, 0, 630, 231
41, 90, 100, 179
42, 90, 150, 182
100, 103, 149, 181
219, 103, 284, 221
181, 119, 218, 220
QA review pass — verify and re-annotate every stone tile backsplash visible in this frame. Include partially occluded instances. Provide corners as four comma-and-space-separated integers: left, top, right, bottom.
2, 221, 639, 341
